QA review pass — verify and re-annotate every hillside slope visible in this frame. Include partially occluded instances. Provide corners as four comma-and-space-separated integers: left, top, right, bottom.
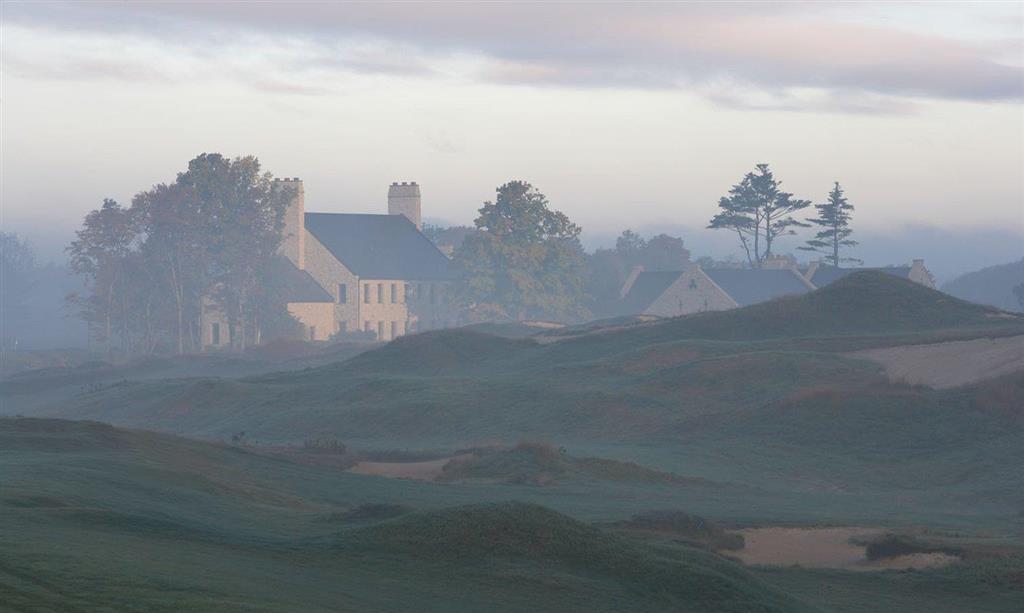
942, 258, 1024, 312
1, 418, 802, 612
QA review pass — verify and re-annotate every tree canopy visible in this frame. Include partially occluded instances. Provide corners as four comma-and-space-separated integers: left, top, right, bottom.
799, 182, 859, 267
708, 164, 810, 268
67, 154, 296, 356
453, 181, 587, 322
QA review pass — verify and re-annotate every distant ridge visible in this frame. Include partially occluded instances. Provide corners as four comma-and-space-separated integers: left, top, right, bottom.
942, 258, 1024, 313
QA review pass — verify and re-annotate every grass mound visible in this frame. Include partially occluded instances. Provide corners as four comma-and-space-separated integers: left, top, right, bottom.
0, 418, 134, 452
344, 328, 536, 375
347, 502, 800, 611
439, 442, 692, 485
327, 503, 414, 523
615, 510, 745, 551
584, 271, 1023, 348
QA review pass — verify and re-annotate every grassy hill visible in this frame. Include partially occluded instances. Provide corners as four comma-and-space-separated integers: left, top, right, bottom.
9, 274, 1023, 526
1, 418, 805, 612
438, 442, 697, 485
6, 417, 1024, 612
6, 270, 1024, 610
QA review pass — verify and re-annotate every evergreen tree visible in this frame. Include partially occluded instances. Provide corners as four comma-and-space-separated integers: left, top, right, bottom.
799, 182, 860, 267
708, 164, 810, 268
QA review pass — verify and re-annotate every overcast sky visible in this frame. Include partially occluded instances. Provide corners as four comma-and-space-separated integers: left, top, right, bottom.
2, 1, 1022, 278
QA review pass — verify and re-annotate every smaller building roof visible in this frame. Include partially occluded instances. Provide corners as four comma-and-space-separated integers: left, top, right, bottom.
809, 265, 911, 288
269, 257, 334, 303
704, 268, 812, 306
621, 271, 684, 314
305, 213, 456, 281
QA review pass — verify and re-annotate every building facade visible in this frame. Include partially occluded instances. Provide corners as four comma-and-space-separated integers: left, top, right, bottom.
276, 179, 457, 342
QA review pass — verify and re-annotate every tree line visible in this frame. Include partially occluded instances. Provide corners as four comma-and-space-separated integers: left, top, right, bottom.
66, 153, 298, 357
53, 156, 857, 356
447, 164, 857, 322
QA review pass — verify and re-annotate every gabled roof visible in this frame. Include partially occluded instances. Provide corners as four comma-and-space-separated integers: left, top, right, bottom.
704, 268, 812, 306
269, 257, 334, 303
304, 213, 456, 281
809, 265, 911, 288
621, 271, 684, 314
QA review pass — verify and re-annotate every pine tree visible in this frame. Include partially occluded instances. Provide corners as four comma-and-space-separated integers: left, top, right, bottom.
708, 164, 810, 268
799, 182, 860, 267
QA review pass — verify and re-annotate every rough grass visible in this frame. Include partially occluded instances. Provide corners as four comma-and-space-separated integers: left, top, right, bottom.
613, 510, 746, 551
4, 417, 1023, 612
438, 442, 694, 485
344, 502, 801, 612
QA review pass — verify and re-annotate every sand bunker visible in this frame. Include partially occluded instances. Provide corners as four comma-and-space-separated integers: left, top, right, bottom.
731, 527, 957, 571
348, 455, 470, 481
851, 335, 1024, 389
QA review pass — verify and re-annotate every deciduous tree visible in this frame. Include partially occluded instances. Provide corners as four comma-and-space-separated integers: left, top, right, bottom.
453, 180, 587, 321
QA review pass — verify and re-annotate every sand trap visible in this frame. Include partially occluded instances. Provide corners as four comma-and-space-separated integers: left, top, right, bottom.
851, 335, 1024, 389
730, 527, 957, 571
348, 454, 471, 481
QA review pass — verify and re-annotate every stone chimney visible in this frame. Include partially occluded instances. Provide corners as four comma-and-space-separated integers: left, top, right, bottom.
275, 177, 305, 269
388, 181, 421, 229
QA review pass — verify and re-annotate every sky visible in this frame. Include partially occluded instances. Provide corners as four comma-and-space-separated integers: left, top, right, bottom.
2, 1, 1022, 280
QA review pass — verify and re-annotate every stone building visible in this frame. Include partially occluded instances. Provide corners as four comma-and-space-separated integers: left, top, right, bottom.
202, 180, 455, 348
620, 258, 935, 318
274, 179, 457, 342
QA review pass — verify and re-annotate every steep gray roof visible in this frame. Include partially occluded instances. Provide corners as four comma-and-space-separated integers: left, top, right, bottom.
269, 257, 334, 303
809, 266, 911, 288
704, 269, 812, 306
621, 271, 683, 313
305, 213, 456, 281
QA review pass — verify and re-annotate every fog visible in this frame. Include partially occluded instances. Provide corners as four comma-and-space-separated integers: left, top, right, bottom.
2, 3, 1023, 612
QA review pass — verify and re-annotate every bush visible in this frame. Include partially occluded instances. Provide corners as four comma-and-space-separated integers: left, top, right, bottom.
863, 533, 960, 561
302, 438, 347, 454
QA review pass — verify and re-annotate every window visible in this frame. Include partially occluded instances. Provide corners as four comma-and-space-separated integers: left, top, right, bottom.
364, 320, 372, 332
688, 279, 698, 289
229, 325, 236, 343
377, 321, 385, 339
404, 284, 411, 303
377, 283, 383, 303
430, 284, 437, 305
338, 321, 347, 333
391, 283, 397, 304
338, 283, 347, 303
211, 323, 220, 345
391, 321, 397, 339
417, 283, 424, 301
364, 284, 370, 304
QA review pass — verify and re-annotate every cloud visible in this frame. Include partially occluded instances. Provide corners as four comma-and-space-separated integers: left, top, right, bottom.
4, 2, 1022, 109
